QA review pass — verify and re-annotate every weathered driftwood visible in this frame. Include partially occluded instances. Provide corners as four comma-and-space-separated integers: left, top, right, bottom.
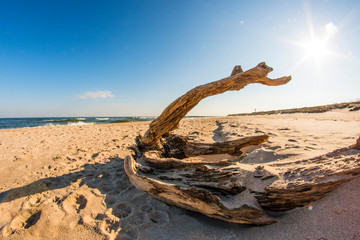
161, 134, 269, 159
255, 138, 360, 211
125, 138, 360, 225
124, 62, 360, 225
141, 62, 291, 148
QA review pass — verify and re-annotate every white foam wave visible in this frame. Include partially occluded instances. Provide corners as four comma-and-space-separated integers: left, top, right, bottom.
44, 119, 66, 122
66, 121, 94, 126
95, 118, 109, 121
76, 118, 86, 120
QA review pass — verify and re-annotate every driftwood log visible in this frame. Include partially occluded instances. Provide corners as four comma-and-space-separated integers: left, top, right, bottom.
124, 62, 360, 225
141, 62, 290, 148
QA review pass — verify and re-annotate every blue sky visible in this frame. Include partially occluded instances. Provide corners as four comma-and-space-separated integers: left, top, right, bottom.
1, 0, 359, 117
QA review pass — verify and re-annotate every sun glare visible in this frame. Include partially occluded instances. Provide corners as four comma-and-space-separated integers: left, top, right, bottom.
303, 37, 328, 60
282, 3, 345, 74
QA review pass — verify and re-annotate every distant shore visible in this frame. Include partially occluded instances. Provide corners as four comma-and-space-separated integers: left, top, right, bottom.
229, 101, 360, 116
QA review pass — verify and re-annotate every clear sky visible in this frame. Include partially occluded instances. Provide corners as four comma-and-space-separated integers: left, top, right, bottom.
1, 0, 359, 117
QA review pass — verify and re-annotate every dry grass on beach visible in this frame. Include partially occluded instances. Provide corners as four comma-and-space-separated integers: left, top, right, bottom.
1, 109, 360, 239
229, 101, 360, 116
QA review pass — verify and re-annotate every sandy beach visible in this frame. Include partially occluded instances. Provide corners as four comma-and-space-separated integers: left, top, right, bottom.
1, 110, 360, 240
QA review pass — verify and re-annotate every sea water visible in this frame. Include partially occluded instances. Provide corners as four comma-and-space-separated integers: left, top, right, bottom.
0, 117, 155, 129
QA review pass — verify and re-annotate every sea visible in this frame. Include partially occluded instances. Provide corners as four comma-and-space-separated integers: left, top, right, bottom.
0, 117, 156, 129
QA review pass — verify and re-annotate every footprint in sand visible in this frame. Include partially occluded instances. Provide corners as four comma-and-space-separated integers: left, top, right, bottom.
23, 193, 46, 208
104, 195, 118, 206
2, 225, 15, 238
62, 193, 87, 214
112, 203, 132, 218
139, 201, 170, 225
127, 212, 147, 226
10, 209, 42, 229
140, 204, 155, 214
114, 176, 131, 191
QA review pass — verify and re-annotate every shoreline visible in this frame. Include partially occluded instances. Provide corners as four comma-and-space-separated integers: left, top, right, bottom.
0, 116, 219, 130
229, 101, 360, 116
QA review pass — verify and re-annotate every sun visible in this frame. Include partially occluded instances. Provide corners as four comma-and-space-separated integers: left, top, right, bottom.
302, 36, 329, 61
282, 4, 347, 75
285, 33, 336, 73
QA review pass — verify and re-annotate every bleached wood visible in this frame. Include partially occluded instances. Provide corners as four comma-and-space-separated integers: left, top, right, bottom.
141, 62, 291, 147
124, 63, 358, 224
160, 134, 269, 159
125, 137, 360, 225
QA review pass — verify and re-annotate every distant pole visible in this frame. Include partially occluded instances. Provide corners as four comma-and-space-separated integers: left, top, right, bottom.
255, 108, 256, 113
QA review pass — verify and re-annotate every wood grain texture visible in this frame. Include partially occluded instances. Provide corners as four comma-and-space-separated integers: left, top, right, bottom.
125, 137, 360, 225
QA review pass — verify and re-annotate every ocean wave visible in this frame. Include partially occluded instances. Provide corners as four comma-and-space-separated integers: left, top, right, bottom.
95, 118, 109, 121
134, 117, 153, 120
43, 119, 67, 122
42, 118, 85, 123
66, 122, 94, 126
34, 123, 57, 128
37, 122, 94, 128
0, 116, 155, 129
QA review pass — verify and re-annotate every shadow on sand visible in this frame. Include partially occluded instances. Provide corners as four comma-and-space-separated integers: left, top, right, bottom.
0, 157, 129, 204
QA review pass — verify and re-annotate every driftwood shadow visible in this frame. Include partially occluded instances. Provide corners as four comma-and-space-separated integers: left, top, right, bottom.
0, 157, 128, 205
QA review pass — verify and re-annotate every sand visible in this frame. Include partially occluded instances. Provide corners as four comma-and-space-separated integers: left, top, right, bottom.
1, 110, 360, 240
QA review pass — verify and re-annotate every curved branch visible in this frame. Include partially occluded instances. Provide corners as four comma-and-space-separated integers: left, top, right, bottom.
258, 76, 292, 86
141, 62, 291, 147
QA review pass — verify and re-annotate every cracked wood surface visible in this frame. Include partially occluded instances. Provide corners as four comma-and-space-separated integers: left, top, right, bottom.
125, 137, 360, 225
